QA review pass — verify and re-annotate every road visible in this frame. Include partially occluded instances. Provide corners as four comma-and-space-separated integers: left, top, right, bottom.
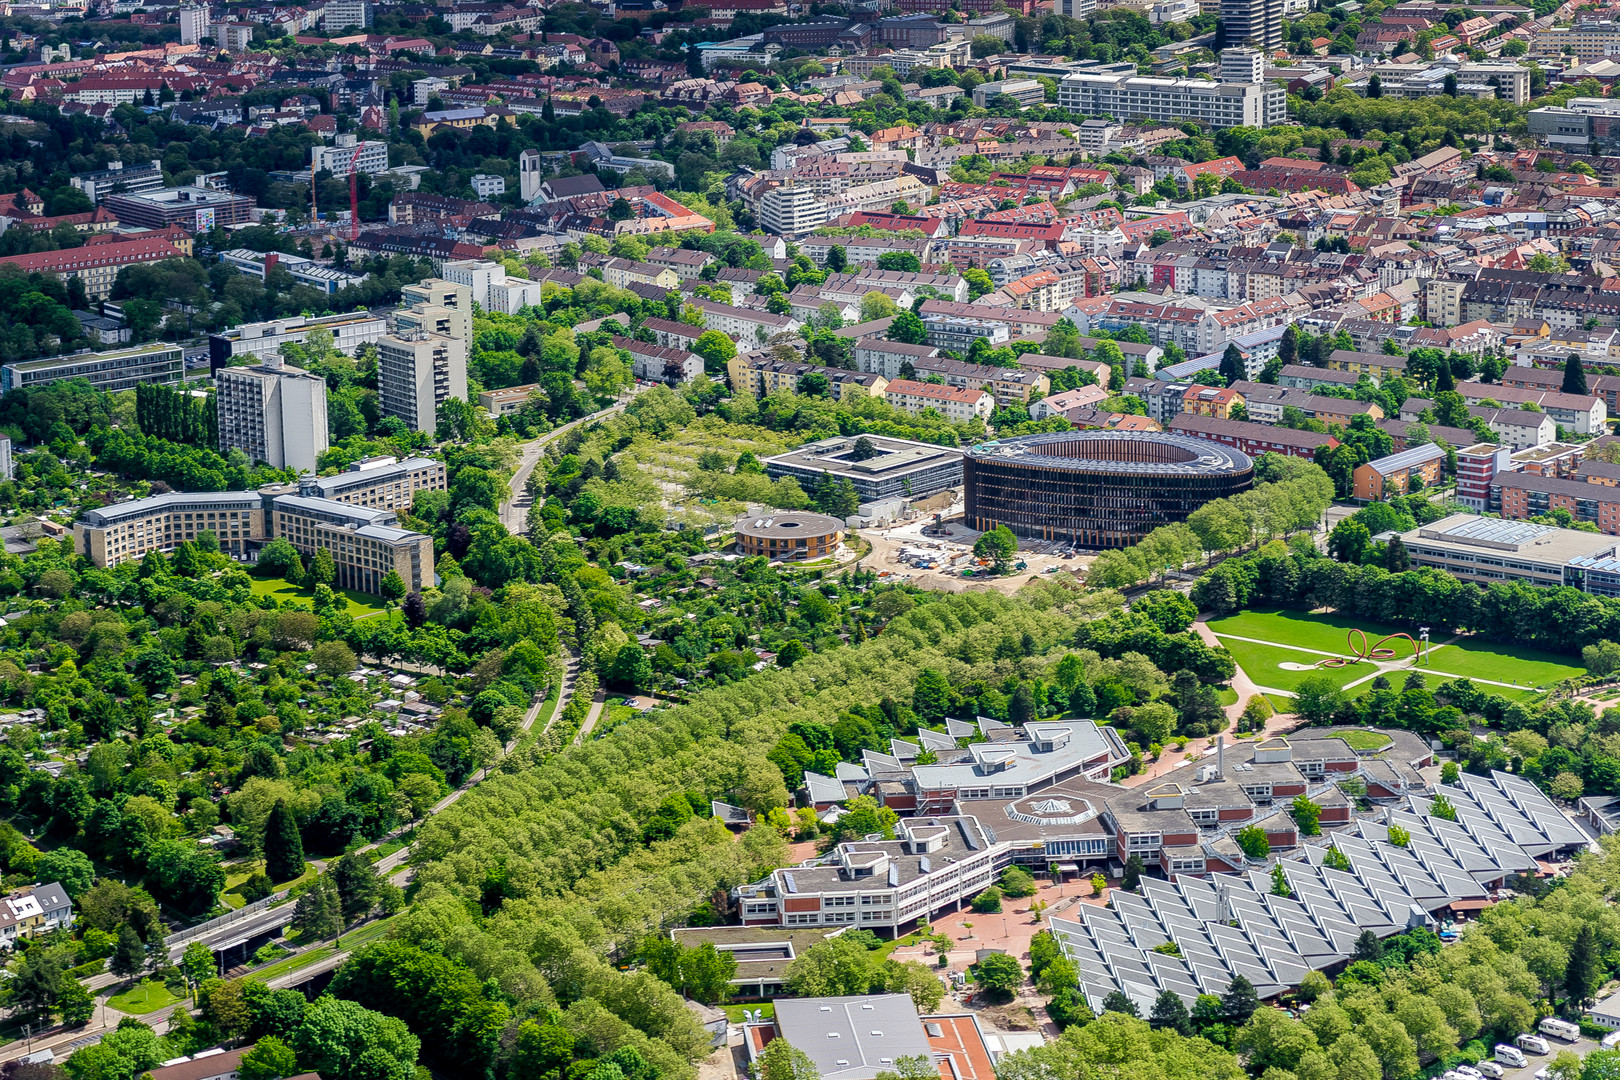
501, 397, 633, 535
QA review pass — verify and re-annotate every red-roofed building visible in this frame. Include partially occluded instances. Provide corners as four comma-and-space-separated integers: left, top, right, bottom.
957, 219, 1065, 247
1173, 156, 1243, 188
845, 211, 948, 237
0, 235, 185, 300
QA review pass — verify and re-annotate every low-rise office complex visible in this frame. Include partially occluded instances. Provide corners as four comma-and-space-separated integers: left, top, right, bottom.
764, 434, 964, 503
2, 342, 184, 394
209, 312, 388, 367
75, 491, 269, 567
270, 494, 435, 595
297, 456, 446, 512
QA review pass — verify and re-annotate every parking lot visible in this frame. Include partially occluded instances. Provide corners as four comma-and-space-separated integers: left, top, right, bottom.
1481, 1033, 1598, 1080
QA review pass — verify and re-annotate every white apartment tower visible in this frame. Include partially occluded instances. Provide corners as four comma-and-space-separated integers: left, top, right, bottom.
1222, 0, 1282, 50
377, 332, 468, 434
1220, 47, 1265, 83
179, 6, 211, 44
215, 359, 330, 473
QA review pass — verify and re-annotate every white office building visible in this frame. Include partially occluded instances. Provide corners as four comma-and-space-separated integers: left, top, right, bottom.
758, 185, 829, 236
1220, 47, 1265, 83
1056, 72, 1286, 128
216, 359, 329, 473
322, 0, 372, 28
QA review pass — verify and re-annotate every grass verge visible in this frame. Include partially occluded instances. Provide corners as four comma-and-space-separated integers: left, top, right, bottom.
107, 979, 184, 1015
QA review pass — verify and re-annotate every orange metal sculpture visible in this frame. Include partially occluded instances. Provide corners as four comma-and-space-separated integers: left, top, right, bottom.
1316, 628, 1423, 668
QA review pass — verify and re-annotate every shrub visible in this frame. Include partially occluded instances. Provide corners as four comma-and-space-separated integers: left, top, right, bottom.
999, 867, 1036, 898
970, 887, 1003, 914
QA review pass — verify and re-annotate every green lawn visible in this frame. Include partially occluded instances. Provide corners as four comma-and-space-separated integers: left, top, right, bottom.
1206, 608, 1421, 659
108, 979, 184, 1015
247, 575, 387, 618
1217, 687, 1239, 707
1338, 730, 1393, 752
1423, 638, 1584, 689
253, 915, 398, 980
723, 1002, 774, 1022
1216, 637, 1374, 696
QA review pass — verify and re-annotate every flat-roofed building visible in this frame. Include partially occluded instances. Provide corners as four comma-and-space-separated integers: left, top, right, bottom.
76, 491, 266, 567
764, 433, 964, 503
270, 494, 434, 594
377, 330, 468, 434
216, 359, 329, 473
209, 312, 387, 367
297, 455, 446, 512
1398, 512, 1620, 591
478, 384, 543, 416
2, 342, 183, 393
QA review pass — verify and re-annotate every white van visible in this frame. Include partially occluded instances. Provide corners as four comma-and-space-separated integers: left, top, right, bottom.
1518, 1034, 1551, 1056
1476, 1062, 1505, 1078
1540, 1018, 1581, 1042
1495, 1044, 1528, 1068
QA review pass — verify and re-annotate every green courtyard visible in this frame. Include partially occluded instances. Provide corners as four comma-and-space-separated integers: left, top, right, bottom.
247, 575, 388, 618
1206, 608, 1582, 697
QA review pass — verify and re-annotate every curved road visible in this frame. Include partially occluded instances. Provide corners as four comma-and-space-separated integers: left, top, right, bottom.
502, 396, 634, 535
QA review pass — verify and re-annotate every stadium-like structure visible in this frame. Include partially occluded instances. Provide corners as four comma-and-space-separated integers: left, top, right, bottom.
963, 431, 1254, 548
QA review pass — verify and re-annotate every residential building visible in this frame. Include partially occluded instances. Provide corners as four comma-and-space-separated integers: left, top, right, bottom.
1167, 413, 1339, 459
614, 336, 703, 385
322, 0, 372, 28
0, 883, 72, 950
922, 316, 1011, 353
1182, 384, 1245, 419
971, 79, 1046, 108
1454, 443, 1513, 511
727, 355, 887, 402
1056, 72, 1286, 128
398, 279, 474, 341
70, 160, 165, 204
691, 298, 799, 346
179, 6, 210, 44
2, 342, 183, 394
76, 491, 267, 567
1222, 0, 1282, 48
297, 456, 446, 512
377, 331, 468, 434
884, 379, 995, 421
270, 494, 434, 594
216, 360, 329, 474
1353, 444, 1447, 501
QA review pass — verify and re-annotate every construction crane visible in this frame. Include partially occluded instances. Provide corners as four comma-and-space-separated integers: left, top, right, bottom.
346, 141, 364, 243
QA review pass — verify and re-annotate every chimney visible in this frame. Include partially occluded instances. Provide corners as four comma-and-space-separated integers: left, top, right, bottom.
1217, 734, 1225, 777
264, 251, 278, 271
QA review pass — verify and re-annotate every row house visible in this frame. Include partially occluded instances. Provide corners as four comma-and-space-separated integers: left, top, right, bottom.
1454, 380, 1607, 434
1167, 414, 1341, 459
727, 354, 887, 403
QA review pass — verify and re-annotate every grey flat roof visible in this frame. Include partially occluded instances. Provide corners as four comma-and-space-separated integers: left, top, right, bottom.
774, 995, 933, 1080
80, 490, 262, 526
965, 431, 1253, 478
1408, 513, 1618, 563
766, 435, 963, 479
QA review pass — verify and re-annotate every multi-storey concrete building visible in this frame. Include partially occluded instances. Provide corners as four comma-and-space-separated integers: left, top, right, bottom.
209, 312, 387, 367
311, 137, 389, 177
270, 494, 435, 594
0, 236, 186, 301
296, 456, 446, 512
215, 359, 329, 473
1056, 72, 1286, 128
397, 279, 474, 341
75, 491, 267, 567
377, 331, 468, 434
2, 342, 183, 393
1221, 0, 1281, 49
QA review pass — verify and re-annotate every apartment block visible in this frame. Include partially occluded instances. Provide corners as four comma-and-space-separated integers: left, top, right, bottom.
727, 355, 888, 402
883, 379, 995, 421
270, 494, 434, 594
297, 455, 446, 512
75, 491, 267, 567
216, 361, 329, 474
397, 278, 474, 341
2, 342, 183, 393
311, 137, 388, 177
1056, 73, 1286, 129
377, 331, 468, 434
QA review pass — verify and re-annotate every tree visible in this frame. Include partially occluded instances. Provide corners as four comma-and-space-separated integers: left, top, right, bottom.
1567, 923, 1600, 1008
380, 570, 407, 601
241, 1036, 300, 1080
182, 940, 217, 987
692, 330, 737, 374
263, 799, 305, 882
1429, 792, 1458, 821
1000, 866, 1036, 897
1235, 825, 1269, 860
329, 852, 381, 923
37, 848, 94, 899
311, 640, 357, 677
973, 525, 1017, 573
1290, 795, 1321, 836
1564, 353, 1588, 395
1219, 343, 1245, 385
971, 887, 1003, 913
1384, 536, 1410, 572
1149, 990, 1192, 1035
753, 1037, 820, 1080
290, 996, 421, 1080
1221, 974, 1258, 1024
1100, 990, 1138, 1017
293, 875, 341, 942
110, 924, 145, 980
1122, 853, 1144, 891
1293, 673, 1344, 722
1270, 863, 1292, 897
889, 311, 928, 345
973, 953, 1024, 1000
1368, 74, 1382, 97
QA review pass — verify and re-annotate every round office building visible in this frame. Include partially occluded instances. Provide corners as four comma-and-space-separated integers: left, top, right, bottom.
964, 431, 1253, 549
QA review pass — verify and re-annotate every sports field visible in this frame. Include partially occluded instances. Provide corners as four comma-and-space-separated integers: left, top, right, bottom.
1206, 608, 1581, 696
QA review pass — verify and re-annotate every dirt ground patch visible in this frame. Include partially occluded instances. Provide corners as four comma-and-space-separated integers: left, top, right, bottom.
861, 514, 1092, 594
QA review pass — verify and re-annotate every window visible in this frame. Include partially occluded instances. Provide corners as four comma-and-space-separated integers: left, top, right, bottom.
826, 895, 856, 908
